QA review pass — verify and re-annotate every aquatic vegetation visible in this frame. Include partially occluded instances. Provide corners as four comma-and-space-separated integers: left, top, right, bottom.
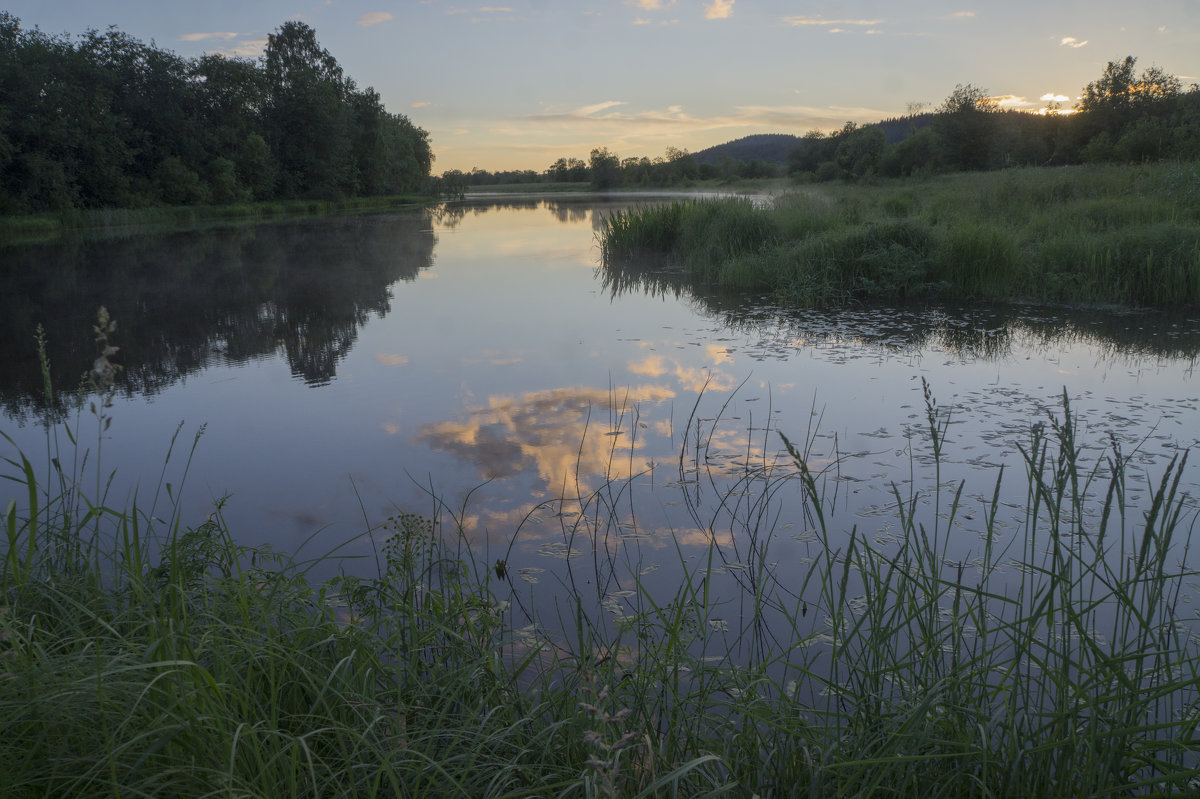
2, 322, 1199, 796
599, 161, 1200, 308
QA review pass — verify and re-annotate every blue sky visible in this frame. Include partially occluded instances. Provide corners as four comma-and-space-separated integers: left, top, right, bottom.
5, 1, 1198, 173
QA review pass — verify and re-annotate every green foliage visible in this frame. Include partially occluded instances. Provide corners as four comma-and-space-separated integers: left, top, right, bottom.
789, 57, 1199, 183
589, 147, 621, 189
4, 319, 1199, 795
0, 14, 432, 214
600, 161, 1200, 308
834, 124, 887, 180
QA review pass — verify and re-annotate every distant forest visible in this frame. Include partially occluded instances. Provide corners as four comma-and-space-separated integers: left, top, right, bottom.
0, 14, 432, 214
453, 56, 1199, 190
3, 10, 1197, 214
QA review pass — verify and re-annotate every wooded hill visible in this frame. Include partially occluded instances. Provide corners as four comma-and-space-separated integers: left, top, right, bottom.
691, 134, 803, 166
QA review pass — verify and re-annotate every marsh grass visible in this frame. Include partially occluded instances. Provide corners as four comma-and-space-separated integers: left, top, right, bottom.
2, 321, 1199, 797
599, 161, 1200, 308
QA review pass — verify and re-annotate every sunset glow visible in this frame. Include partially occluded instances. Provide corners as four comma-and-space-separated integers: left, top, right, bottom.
3, 0, 1196, 172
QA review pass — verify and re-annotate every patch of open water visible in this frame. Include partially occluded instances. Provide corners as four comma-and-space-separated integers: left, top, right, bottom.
2, 197, 1198, 650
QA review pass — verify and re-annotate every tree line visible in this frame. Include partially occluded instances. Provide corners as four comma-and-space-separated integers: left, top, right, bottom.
788, 57, 1199, 182
0, 15, 432, 214
450, 56, 1197, 190
438, 146, 714, 194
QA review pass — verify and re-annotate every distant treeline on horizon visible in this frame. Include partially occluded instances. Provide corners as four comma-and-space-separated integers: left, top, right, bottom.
2, 9, 1198, 214
0, 14, 432, 214
448, 57, 1199, 190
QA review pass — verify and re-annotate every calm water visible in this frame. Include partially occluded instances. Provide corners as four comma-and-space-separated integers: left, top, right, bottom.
3, 197, 1199, 631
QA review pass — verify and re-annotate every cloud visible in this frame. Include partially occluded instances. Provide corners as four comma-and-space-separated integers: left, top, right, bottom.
415, 384, 676, 492
625, 0, 676, 8
526, 100, 629, 122
504, 99, 896, 152
988, 94, 1035, 110
228, 38, 269, 57
357, 12, 393, 27
733, 103, 897, 128
1040, 93, 1070, 102
411, 101, 432, 108
180, 32, 238, 42
441, 99, 902, 172
463, 7, 517, 23
375, 353, 409, 366
783, 16, 884, 27
704, 0, 734, 19
183, 33, 268, 58
950, 11, 975, 18
1060, 36, 1088, 48
627, 354, 736, 393
705, 345, 733, 365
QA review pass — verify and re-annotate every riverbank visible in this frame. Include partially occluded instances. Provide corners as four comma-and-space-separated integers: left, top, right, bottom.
3, 332, 1198, 796
0, 193, 432, 246
600, 161, 1200, 309
461, 177, 791, 199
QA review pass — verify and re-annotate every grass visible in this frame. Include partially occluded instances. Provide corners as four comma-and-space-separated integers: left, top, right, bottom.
599, 161, 1200, 308
2, 316, 1199, 796
0, 194, 432, 246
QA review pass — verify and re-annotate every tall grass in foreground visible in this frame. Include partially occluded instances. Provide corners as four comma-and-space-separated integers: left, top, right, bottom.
3, 325, 1199, 796
599, 161, 1200, 307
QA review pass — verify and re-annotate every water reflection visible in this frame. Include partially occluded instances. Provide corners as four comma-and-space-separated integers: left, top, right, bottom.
2, 198, 1196, 575
0, 210, 436, 421
417, 384, 674, 490
602, 260, 1200, 364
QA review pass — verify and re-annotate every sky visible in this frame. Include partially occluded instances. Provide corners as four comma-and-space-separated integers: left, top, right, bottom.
4, 1, 1198, 174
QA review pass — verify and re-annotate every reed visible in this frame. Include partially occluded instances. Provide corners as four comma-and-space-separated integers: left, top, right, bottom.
598, 161, 1200, 308
2, 319, 1198, 797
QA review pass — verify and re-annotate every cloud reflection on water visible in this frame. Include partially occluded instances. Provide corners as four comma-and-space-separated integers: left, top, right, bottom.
416, 383, 675, 489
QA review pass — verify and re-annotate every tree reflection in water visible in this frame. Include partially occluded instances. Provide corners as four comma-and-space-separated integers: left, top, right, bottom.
0, 209, 437, 421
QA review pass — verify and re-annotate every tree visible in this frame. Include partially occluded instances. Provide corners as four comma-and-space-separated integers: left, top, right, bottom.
262, 21, 354, 198
589, 147, 620, 189
545, 157, 589, 182
663, 146, 699, 182
787, 129, 843, 178
1078, 56, 1182, 142
835, 125, 886, 179
933, 83, 994, 171
0, 15, 431, 212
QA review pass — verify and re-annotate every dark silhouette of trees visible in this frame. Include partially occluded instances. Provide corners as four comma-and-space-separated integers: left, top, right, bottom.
0, 14, 432, 213
835, 123, 887, 179
932, 84, 995, 171
787, 57, 1199, 183
588, 147, 621, 189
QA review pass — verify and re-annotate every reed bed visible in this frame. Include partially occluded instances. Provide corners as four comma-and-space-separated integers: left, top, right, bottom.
599, 161, 1200, 308
2, 321, 1199, 797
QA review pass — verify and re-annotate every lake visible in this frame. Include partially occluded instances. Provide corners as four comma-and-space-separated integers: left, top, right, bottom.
2, 196, 1199, 643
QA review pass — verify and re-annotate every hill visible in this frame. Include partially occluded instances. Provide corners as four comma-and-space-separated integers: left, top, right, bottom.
692, 116, 937, 166
691, 134, 803, 165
